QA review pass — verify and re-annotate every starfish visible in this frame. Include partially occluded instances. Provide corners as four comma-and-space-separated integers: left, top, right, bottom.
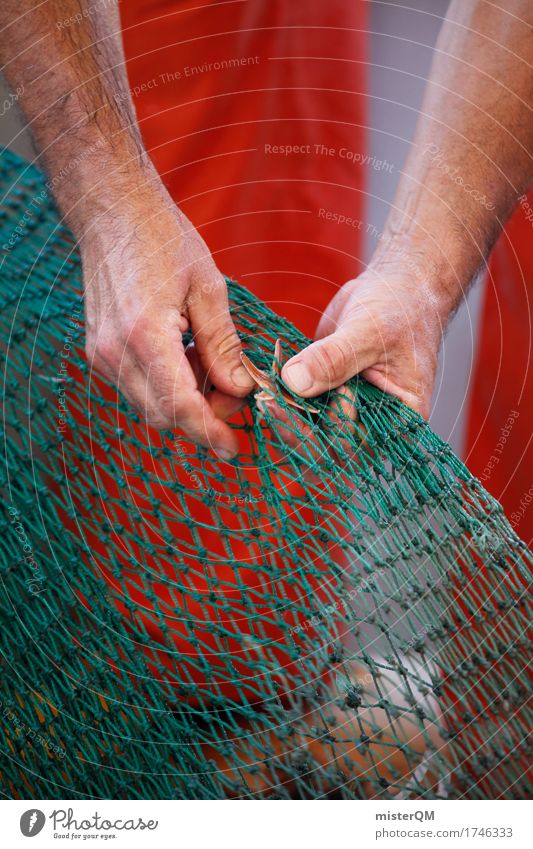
240, 338, 319, 414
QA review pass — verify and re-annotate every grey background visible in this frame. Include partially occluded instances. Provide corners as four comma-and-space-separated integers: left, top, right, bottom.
0, 0, 482, 456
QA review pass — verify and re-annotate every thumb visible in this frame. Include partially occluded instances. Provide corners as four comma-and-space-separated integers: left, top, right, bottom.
281, 323, 377, 397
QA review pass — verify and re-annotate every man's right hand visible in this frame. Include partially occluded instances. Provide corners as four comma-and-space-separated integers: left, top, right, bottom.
0, 1, 253, 459
82, 186, 253, 459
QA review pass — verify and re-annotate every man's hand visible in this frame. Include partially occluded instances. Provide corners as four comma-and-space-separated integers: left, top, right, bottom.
282, 259, 444, 420
83, 188, 253, 457
284, 0, 533, 421
0, 0, 253, 457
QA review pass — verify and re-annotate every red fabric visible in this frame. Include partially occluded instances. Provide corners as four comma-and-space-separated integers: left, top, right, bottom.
64, 5, 527, 780
465, 194, 533, 545
120, 0, 369, 336
59, 1, 370, 702
459, 197, 533, 791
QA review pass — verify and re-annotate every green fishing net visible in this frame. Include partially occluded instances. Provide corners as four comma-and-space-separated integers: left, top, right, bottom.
0, 148, 531, 800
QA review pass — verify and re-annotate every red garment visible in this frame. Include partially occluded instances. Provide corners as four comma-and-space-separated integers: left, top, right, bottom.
466, 195, 533, 546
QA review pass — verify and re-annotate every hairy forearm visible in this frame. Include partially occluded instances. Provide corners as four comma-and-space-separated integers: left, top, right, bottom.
0, 0, 159, 234
375, 0, 533, 313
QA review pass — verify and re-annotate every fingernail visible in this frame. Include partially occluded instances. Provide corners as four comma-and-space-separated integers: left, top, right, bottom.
231, 364, 253, 389
215, 447, 235, 461
284, 361, 313, 392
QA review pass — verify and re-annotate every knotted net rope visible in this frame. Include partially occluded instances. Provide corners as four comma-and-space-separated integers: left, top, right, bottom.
0, 148, 531, 800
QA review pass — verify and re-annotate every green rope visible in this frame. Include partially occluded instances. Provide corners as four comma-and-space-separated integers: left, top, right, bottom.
0, 148, 531, 800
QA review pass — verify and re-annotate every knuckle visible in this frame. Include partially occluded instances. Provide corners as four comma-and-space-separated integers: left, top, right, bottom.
157, 395, 184, 423
121, 316, 150, 355
206, 271, 225, 293
377, 311, 402, 345
191, 271, 226, 304
128, 394, 169, 430
317, 336, 354, 380
119, 313, 176, 363
213, 325, 240, 359
157, 399, 176, 423
146, 412, 173, 431
93, 337, 121, 372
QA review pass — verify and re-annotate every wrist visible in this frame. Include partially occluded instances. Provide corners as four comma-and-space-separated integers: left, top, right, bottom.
369, 230, 477, 322
53, 144, 170, 241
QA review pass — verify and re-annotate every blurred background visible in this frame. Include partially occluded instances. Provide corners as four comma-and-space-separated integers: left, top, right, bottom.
0, 0, 482, 457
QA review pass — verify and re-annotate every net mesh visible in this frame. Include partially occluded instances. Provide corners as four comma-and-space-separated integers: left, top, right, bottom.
0, 148, 531, 800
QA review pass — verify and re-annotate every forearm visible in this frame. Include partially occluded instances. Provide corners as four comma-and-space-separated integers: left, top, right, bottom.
374, 0, 533, 314
0, 0, 160, 235
0, 3, 253, 446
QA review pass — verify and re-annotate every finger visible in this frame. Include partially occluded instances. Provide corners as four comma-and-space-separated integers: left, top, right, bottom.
327, 384, 358, 430
130, 333, 240, 457
188, 275, 254, 397
258, 397, 319, 456
325, 384, 373, 468
281, 325, 377, 398
93, 349, 160, 425
363, 364, 431, 418
185, 342, 212, 395
261, 385, 366, 484
207, 389, 248, 420
186, 343, 245, 420
163, 388, 240, 459
90, 316, 239, 456
151, 367, 240, 458
256, 397, 330, 487
325, 384, 358, 457
268, 385, 358, 471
